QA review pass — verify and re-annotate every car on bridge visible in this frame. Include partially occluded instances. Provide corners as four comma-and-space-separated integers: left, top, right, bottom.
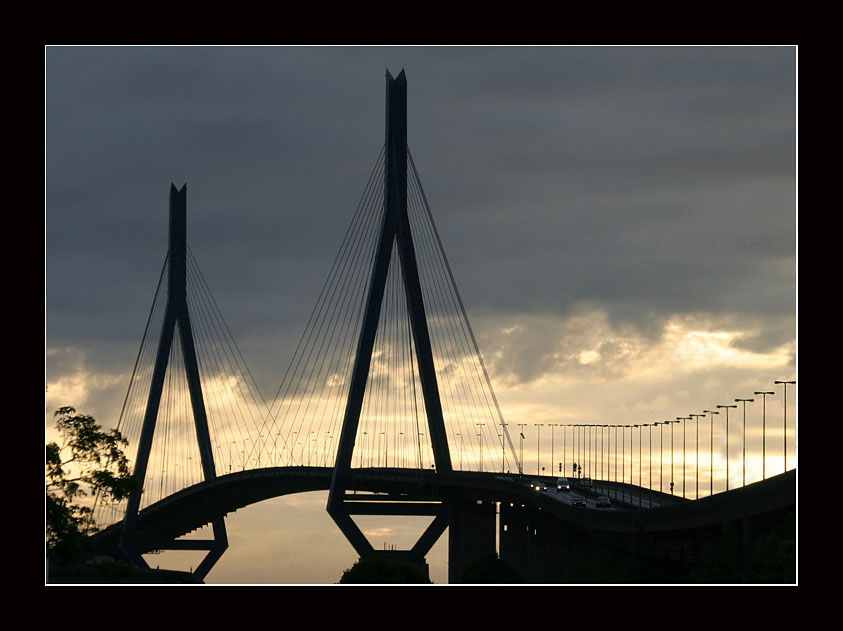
595, 495, 611, 508
556, 477, 571, 492
570, 494, 587, 507
530, 480, 547, 492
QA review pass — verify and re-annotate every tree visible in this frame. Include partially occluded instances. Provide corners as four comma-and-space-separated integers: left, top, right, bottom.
45, 406, 140, 566
338, 553, 432, 584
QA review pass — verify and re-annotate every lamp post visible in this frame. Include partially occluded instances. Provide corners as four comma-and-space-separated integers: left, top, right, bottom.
575, 425, 581, 478
676, 417, 689, 498
703, 410, 719, 496
600, 424, 605, 483
563, 425, 568, 478
646, 423, 653, 493
614, 425, 620, 484
656, 421, 665, 493
549, 424, 558, 480
774, 380, 796, 472
689, 414, 704, 499
517, 424, 527, 476
754, 391, 775, 479
734, 399, 754, 487
500, 423, 508, 473
592, 424, 598, 481
580, 424, 589, 477
717, 404, 737, 491
534, 424, 544, 476
477, 424, 486, 472
634, 424, 642, 506
621, 425, 626, 485
561, 423, 568, 477
667, 420, 678, 495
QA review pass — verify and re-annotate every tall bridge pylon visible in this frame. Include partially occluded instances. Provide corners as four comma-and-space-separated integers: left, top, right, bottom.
119, 184, 228, 580
326, 70, 455, 563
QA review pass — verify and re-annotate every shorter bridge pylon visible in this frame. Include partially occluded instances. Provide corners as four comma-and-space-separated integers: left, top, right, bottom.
119, 184, 228, 580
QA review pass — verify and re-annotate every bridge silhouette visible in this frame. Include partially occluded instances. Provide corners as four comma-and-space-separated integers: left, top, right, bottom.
86, 70, 795, 583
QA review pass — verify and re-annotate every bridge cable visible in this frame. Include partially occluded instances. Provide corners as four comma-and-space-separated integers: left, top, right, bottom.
409, 148, 519, 474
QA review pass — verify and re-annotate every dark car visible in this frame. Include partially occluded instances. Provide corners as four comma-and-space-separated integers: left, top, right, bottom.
570, 493, 587, 507
556, 477, 571, 492
530, 480, 547, 492
595, 495, 611, 508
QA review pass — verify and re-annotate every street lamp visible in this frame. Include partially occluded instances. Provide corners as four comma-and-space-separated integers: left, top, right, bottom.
689, 414, 705, 499
633, 424, 641, 507
703, 410, 719, 497
774, 380, 796, 472
676, 417, 689, 498
600, 424, 605, 483
610, 425, 617, 484
562, 425, 568, 478
574, 425, 580, 478
517, 424, 527, 477
717, 404, 737, 491
549, 424, 558, 480
500, 422, 508, 473
754, 391, 775, 479
735, 398, 754, 487
476, 424, 486, 472
647, 423, 654, 493
534, 424, 544, 476
656, 421, 666, 493
621, 425, 626, 485
667, 420, 679, 495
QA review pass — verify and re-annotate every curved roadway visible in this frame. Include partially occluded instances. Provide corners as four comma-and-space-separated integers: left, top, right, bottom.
91, 467, 795, 557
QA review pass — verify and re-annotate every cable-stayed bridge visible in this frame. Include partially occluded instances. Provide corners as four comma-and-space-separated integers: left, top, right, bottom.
84, 70, 795, 583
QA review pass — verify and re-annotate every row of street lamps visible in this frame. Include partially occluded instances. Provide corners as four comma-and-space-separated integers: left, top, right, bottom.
513, 379, 795, 499
211, 381, 794, 493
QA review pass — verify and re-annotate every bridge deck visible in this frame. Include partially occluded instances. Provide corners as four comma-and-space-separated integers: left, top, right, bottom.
91, 467, 795, 561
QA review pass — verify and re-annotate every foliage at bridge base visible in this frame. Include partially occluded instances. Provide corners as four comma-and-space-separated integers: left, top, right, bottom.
338, 553, 432, 584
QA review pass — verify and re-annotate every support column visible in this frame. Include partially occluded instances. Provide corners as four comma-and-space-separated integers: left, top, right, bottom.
499, 502, 530, 580
448, 500, 496, 583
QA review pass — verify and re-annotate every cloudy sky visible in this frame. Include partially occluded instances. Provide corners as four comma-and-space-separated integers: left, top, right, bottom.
45, 45, 796, 583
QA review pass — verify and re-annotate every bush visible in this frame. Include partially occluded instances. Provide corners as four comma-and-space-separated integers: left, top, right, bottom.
339, 553, 431, 584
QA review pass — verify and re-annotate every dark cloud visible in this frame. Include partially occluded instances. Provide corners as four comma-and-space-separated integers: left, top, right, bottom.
46, 45, 796, 391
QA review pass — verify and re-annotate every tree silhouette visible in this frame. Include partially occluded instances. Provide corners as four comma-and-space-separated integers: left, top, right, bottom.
46, 406, 139, 566
338, 553, 431, 584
